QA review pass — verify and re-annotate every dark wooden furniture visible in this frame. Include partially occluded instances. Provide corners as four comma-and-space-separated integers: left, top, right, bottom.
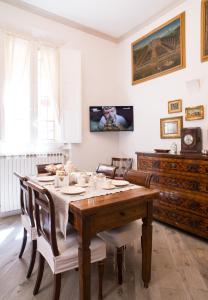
69, 187, 159, 300
136, 152, 208, 239
96, 163, 117, 178
36, 163, 61, 175
124, 169, 152, 188
111, 157, 133, 179
99, 169, 152, 285
27, 180, 105, 300
14, 172, 37, 278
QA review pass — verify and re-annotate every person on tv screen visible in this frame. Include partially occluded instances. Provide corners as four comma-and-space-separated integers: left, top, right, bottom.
98, 106, 128, 130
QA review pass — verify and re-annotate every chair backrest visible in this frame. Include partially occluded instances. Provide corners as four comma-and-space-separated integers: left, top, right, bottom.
96, 164, 117, 179
124, 170, 152, 188
111, 157, 133, 178
36, 163, 60, 175
26, 180, 59, 257
14, 172, 35, 227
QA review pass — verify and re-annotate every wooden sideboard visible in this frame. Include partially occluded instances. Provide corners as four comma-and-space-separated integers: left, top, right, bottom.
136, 152, 208, 239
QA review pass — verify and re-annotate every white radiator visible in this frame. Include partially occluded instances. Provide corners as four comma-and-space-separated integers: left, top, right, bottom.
0, 153, 64, 214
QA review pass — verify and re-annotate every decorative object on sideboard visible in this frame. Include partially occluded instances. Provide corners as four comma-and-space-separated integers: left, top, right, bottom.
160, 116, 183, 139
181, 127, 202, 154
154, 149, 170, 153
201, 0, 208, 62
131, 12, 186, 85
202, 149, 208, 155
170, 142, 178, 154
185, 105, 204, 121
168, 99, 182, 114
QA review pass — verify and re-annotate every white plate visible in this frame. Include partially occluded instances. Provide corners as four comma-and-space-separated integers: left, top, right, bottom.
102, 184, 116, 190
75, 183, 89, 188
61, 187, 86, 195
37, 176, 55, 182
111, 180, 129, 187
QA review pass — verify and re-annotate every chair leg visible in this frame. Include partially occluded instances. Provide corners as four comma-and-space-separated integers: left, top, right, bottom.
33, 253, 45, 295
53, 273, 61, 300
26, 239, 37, 278
117, 247, 123, 285
19, 228, 27, 258
98, 260, 104, 300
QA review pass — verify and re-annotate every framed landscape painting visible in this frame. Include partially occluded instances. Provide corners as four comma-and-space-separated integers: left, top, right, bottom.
132, 12, 186, 85
201, 0, 208, 61
185, 105, 204, 121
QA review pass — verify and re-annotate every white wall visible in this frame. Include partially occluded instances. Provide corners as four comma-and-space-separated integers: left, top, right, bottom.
0, 1, 119, 171
116, 0, 208, 167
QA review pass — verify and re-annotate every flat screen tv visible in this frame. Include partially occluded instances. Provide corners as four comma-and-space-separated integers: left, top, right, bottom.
90, 106, 134, 132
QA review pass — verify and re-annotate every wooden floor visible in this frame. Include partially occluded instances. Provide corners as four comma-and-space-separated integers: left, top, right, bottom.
0, 216, 207, 300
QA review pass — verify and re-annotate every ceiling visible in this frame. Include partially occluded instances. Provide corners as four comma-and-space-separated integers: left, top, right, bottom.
4, 0, 185, 41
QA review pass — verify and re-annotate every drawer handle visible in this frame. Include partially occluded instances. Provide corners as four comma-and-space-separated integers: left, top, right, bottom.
169, 163, 177, 169
189, 201, 200, 210
120, 212, 125, 217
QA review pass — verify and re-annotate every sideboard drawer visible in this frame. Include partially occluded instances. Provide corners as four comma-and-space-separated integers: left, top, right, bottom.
138, 156, 208, 177
156, 191, 208, 218
151, 174, 208, 195
153, 204, 208, 239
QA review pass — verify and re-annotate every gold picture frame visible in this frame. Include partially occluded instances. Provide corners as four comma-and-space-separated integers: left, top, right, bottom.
201, 0, 208, 62
185, 105, 204, 121
168, 99, 182, 113
132, 12, 186, 85
160, 116, 183, 139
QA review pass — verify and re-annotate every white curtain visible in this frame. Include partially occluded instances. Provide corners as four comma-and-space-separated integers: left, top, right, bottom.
3, 34, 31, 147
0, 31, 61, 154
0, 32, 5, 142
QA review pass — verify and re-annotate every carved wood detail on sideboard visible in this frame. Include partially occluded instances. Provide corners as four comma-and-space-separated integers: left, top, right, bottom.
136, 152, 208, 239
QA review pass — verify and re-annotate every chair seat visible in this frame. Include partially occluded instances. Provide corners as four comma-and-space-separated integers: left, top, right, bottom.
98, 220, 141, 248
21, 214, 37, 240
37, 232, 106, 274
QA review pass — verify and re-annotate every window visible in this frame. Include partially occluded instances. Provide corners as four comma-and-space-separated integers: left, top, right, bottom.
37, 46, 60, 141
0, 33, 60, 153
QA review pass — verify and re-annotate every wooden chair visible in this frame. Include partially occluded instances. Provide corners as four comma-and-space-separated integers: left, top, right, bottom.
36, 163, 61, 175
98, 170, 152, 285
96, 163, 117, 178
111, 157, 133, 179
26, 180, 106, 300
14, 172, 37, 278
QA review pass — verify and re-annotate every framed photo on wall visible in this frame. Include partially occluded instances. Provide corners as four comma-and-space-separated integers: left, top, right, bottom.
168, 99, 182, 113
185, 105, 204, 121
160, 116, 183, 139
131, 12, 186, 85
201, 0, 208, 62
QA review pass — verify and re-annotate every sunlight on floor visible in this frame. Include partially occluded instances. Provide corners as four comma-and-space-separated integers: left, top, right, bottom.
15, 229, 23, 241
0, 227, 14, 244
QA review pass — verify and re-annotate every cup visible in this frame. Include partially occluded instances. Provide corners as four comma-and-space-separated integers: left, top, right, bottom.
105, 180, 112, 189
78, 175, 86, 186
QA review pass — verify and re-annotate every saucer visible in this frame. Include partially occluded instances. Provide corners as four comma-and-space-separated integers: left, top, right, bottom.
102, 184, 115, 190
111, 180, 129, 187
61, 187, 85, 195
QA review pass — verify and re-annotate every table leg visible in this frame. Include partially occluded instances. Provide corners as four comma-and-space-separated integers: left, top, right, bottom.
78, 216, 91, 300
141, 201, 153, 288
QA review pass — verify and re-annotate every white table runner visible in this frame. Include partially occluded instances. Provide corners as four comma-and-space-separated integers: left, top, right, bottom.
34, 179, 142, 238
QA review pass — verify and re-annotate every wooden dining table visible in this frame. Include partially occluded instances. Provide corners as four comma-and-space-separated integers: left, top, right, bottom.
68, 186, 159, 300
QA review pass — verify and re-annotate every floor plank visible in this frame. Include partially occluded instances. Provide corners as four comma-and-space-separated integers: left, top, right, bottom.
0, 216, 207, 300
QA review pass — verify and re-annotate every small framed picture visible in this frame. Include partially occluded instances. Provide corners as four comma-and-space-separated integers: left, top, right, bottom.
168, 99, 182, 114
185, 105, 204, 121
160, 116, 183, 139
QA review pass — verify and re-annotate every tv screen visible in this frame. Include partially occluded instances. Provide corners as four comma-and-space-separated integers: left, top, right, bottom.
90, 106, 134, 132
